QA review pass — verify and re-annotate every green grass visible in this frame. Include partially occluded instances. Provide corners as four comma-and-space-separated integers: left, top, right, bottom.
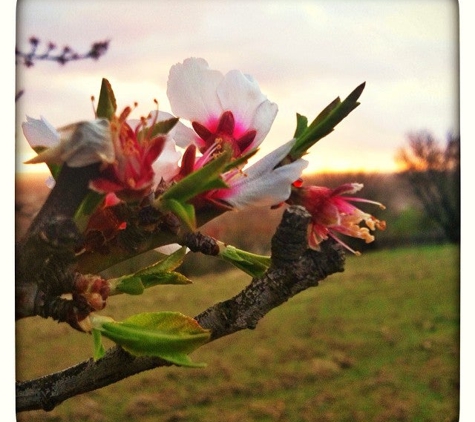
16, 244, 460, 422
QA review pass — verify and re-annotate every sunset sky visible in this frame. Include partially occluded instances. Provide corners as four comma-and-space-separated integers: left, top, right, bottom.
14, 0, 459, 175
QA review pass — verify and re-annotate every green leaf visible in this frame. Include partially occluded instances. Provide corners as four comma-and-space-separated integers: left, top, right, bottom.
141, 272, 191, 288
155, 147, 232, 228
136, 245, 187, 274
159, 147, 232, 205
112, 247, 191, 295
116, 270, 191, 295
223, 148, 259, 173
161, 199, 197, 231
115, 276, 145, 295
147, 117, 179, 138
96, 78, 117, 120
289, 82, 366, 160
97, 312, 210, 367
92, 329, 106, 361
220, 246, 271, 277
293, 113, 309, 139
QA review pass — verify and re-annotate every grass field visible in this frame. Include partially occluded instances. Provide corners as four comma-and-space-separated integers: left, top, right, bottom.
16, 244, 460, 422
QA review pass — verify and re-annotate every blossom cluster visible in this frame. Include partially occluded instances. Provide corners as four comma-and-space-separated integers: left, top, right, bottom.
22, 57, 385, 255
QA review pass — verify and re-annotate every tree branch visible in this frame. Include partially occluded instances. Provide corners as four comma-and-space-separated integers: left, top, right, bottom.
16, 164, 100, 320
16, 206, 345, 413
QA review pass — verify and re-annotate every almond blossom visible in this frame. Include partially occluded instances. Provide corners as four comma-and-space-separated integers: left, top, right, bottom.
288, 183, 386, 255
89, 108, 178, 202
22, 116, 114, 167
166, 57, 278, 160
22, 109, 180, 203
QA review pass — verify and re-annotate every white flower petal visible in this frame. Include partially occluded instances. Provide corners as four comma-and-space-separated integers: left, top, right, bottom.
217, 70, 278, 144
58, 119, 115, 167
152, 139, 181, 183
25, 119, 115, 167
156, 244, 189, 255
226, 159, 308, 209
250, 101, 279, 146
167, 58, 223, 123
223, 139, 308, 209
245, 139, 297, 178
172, 121, 201, 149
126, 110, 177, 132
22, 116, 60, 148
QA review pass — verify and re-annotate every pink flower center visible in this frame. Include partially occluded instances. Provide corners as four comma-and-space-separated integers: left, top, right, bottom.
192, 111, 256, 157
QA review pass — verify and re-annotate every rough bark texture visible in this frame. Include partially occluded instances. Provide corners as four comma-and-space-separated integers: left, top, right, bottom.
16, 206, 345, 413
16, 164, 100, 320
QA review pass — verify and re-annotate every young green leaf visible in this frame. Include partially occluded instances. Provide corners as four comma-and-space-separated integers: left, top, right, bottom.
155, 147, 232, 229
92, 329, 106, 361
289, 82, 366, 160
95, 312, 210, 367
220, 245, 271, 277
114, 276, 146, 295
111, 247, 191, 295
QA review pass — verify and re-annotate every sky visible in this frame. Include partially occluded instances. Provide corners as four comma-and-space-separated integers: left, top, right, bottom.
14, 0, 459, 175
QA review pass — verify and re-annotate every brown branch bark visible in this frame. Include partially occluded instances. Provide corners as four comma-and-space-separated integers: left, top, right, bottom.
15, 164, 100, 320
16, 206, 345, 413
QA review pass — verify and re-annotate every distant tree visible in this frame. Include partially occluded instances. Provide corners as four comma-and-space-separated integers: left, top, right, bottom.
396, 130, 460, 243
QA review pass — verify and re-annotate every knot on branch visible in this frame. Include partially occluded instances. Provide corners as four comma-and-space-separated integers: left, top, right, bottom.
271, 205, 311, 267
183, 231, 220, 255
38, 216, 81, 250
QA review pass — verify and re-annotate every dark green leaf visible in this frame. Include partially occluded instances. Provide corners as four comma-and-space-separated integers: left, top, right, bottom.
161, 199, 197, 230
139, 117, 179, 139
293, 113, 309, 139
74, 191, 105, 222
96, 78, 117, 120
159, 147, 232, 205
289, 82, 366, 160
